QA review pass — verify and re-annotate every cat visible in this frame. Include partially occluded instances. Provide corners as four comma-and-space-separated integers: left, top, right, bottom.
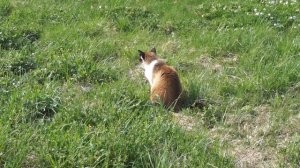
139, 48, 182, 111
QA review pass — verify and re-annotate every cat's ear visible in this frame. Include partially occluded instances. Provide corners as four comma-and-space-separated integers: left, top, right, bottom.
138, 50, 145, 62
150, 47, 156, 54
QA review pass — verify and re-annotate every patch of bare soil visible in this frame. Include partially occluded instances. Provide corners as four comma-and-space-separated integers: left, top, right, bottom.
161, 40, 181, 54
211, 105, 299, 168
217, 105, 280, 168
197, 54, 238, 73
174, 104, 299, 168
22, 152, 38, 168
172, 113, 198, 131
128, 65, 144, 81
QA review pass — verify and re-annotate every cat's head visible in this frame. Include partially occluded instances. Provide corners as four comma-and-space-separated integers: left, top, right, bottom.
138, 47, 158, 65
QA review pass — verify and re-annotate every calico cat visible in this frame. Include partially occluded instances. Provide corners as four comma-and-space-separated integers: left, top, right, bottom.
139, 48, 182, 111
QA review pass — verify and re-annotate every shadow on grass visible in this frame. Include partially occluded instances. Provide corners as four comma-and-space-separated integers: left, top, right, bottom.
0, 29, 40, 50
0, 0, 12, 18
24, 95, 61, 121
10, 57, 37, 75
179, 81, 223, 128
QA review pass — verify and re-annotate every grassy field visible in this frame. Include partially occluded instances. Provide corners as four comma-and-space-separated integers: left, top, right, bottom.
0, 0, 299, 167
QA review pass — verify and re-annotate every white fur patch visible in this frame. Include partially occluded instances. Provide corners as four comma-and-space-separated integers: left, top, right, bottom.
143, 60, 158, 86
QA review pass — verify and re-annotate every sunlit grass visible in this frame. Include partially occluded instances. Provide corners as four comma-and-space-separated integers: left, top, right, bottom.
0, 0, 299, 167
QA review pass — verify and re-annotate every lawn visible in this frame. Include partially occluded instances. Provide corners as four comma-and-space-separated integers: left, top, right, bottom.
0, 0, 299, 167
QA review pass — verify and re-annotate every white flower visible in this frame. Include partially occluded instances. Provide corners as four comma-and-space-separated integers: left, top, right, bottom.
269, 0, 275, 4
255, 12, 263, 16
288, 16, 296, 20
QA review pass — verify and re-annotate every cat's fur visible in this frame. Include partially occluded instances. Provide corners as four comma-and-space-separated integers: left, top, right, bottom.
139, 48, 182, 111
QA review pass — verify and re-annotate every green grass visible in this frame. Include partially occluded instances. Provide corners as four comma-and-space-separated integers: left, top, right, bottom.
1, 0, 300, 167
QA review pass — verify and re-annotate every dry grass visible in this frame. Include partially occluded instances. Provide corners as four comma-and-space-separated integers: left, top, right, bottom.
172, 113, 198, 131
184, 103, 299, 168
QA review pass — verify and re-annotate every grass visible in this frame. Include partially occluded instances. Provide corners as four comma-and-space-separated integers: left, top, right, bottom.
0, 0, 299, 167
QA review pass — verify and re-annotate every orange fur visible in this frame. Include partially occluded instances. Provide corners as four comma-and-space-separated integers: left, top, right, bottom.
139, 48, 182, 110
